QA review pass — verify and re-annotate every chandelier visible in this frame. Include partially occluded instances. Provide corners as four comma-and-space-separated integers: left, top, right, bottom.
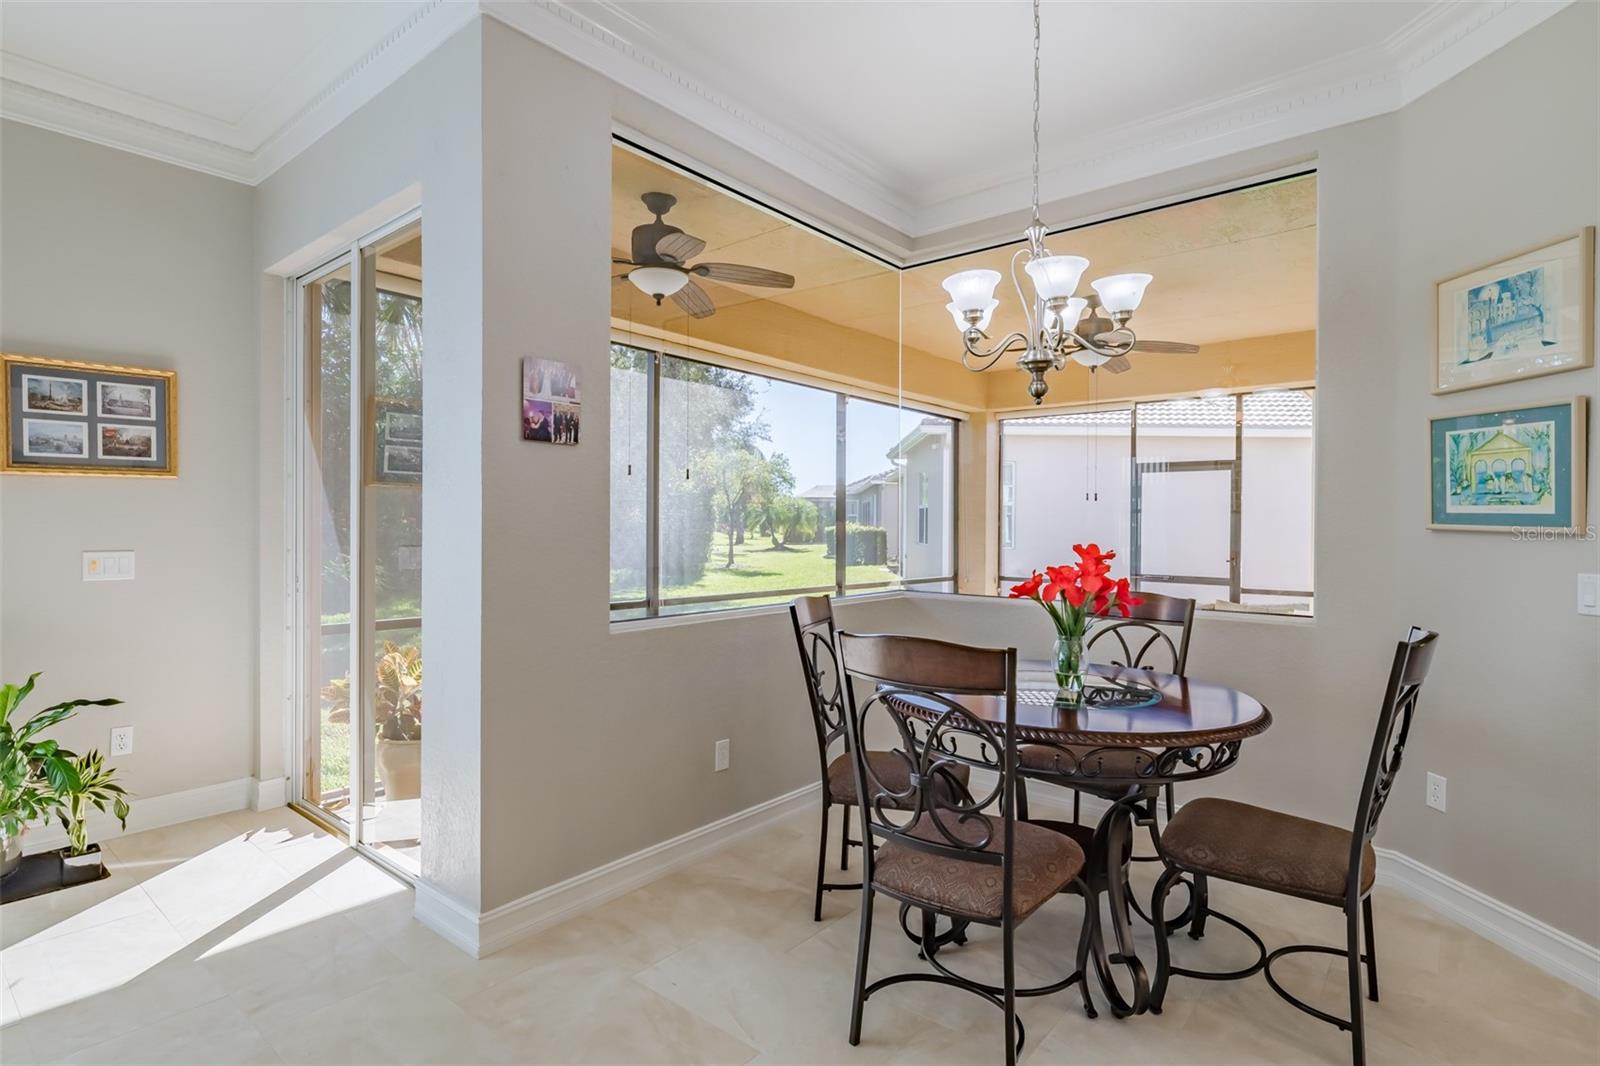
942, 0, 1155, 404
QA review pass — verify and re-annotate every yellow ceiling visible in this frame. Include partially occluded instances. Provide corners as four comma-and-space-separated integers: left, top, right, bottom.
900, 177, 1317, 357
612, 145, 1317, 410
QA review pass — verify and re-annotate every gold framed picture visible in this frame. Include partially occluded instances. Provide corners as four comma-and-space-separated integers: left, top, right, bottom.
1434, 228, 1595, 394
2, 353, 177, 477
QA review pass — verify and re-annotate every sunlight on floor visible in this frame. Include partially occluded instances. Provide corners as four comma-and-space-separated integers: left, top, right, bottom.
1, 805, 1596, 1065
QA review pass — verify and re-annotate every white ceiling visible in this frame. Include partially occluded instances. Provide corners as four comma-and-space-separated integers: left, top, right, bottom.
0, 0, 1568, 241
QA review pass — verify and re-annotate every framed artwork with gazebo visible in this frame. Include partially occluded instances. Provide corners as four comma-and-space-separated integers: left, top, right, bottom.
1429, 398, 1588, 532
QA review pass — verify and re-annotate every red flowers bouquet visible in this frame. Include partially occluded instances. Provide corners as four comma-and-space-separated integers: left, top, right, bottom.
1008, 544, 1142, 704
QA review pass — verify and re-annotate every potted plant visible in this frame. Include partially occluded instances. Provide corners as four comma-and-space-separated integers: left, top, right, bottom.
1, 674, 129, 885
323, 641, 422, 801
1008, 543, 1141, 706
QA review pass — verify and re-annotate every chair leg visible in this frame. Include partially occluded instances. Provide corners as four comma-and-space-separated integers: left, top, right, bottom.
1164, 783, 1175, 820
814, 802, 830, 922
1346, 903, 1367, 1066
840, 803, 852, 871
1362, 895, 1379, 1003
1016, 777, 1030, 821
1002, 908, 1017, 1066
1188, 873, 1210, 940
848, 887, 875, 1046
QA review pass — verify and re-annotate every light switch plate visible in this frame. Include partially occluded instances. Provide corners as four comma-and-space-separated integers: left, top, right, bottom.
714, 738, 730, 772
1578, 574, 1600, 617
83, 551, 135, 581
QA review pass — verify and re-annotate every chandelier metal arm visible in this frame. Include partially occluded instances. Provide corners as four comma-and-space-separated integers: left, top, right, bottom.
959, 330, 1031, 372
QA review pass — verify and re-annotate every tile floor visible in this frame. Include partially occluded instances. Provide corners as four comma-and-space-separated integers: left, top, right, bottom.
1, 805, 1595, 1064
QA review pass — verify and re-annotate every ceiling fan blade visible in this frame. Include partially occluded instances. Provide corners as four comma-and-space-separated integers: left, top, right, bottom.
655, 232, 706, 264
670, 279, 716, 318
1130, 339, 1201, 354
691, 263, 796, 289
1100, 355, 1133, 374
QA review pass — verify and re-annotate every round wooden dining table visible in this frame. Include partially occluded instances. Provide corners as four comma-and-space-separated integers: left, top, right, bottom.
888, 660, 1272, 1018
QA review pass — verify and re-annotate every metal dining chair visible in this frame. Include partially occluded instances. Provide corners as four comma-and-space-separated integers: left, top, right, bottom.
837, 632, 1095, 1066
1018, 592, 1195, 841
788, 596, 971, 921
1149, 627, 1439, 1066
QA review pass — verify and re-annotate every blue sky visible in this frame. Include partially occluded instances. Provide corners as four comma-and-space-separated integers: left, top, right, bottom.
751, 377, 910, 491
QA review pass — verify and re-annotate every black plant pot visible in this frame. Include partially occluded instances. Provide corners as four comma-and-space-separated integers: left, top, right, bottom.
59, 843, 104, 886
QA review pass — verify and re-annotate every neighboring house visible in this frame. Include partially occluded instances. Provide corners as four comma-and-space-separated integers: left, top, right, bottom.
999, 392, 1314, 605
798, 416, 956, 584
800, 470, 901, 558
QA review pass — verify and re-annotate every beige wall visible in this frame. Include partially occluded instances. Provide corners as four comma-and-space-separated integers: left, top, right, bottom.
0, 122, 259, 802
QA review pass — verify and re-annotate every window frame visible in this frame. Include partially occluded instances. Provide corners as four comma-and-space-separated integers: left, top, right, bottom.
610, 343, 959, 620
1000, 460, 1016, 549
997, 387, 1314, 613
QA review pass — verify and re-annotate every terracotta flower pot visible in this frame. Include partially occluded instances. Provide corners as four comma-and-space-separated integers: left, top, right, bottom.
376, 738, 421, 801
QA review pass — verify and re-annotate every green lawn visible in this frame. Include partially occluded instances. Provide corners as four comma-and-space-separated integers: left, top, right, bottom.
661, 541, 895, 607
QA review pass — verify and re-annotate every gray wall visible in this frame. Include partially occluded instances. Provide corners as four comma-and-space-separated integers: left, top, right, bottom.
0, 121, 259, 801
855, 3, 1600, 944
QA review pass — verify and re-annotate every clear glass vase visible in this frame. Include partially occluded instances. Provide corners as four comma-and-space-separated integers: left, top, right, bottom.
1054, 629, 1087, 707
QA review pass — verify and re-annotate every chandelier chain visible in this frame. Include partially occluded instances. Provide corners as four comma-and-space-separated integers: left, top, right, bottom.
1031, 0, 1041, 223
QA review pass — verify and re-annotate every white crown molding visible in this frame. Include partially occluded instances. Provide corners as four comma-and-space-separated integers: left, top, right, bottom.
0, 0, 1571, 236
479, 1, 920, 236
911, 0, 1574, 233
0, 0, 476, 185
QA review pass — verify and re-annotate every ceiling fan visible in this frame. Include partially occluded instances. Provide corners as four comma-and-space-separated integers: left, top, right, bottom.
614, 192, 796, 318
1073, 299, 1199, 374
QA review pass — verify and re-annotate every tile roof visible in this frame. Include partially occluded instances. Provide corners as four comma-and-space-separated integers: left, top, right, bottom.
1006, 391, 1312, 429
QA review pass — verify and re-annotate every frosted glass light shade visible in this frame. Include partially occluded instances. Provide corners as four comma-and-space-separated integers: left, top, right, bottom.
942, 269, 1002, 313
1059, 296, 1087, 328
947, 299, 997, 332
629, 266, 689, 299
1091, 272, 1153, 314
1024, 255, 1089, 300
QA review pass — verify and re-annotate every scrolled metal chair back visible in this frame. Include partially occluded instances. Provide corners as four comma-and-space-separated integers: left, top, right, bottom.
1087, 591, 1196, 675
837, 632, 1018, 869
1348, 627, 1439, 888
790, 597, 849, 783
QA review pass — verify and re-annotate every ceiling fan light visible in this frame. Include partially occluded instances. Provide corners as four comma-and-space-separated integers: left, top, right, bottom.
941, 269, 1002, 316
628, 266, 688, 299
1024, 255, 1089, 300
1091, 272, 1153, 314
946, 299, 997, 333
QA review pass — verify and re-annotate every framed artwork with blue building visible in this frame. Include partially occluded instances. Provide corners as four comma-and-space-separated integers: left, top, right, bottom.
1434, 228, 1594, 394
1429, 398, 1588, 533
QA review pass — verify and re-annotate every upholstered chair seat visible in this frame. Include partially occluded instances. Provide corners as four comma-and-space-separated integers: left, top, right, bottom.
873, 812, 1084, 923
826, 750, 971, 808
1161, 797, 1376, 905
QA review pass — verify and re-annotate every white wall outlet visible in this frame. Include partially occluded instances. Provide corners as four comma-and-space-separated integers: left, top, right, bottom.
1425, 772, 1446, 812
1578, 574, 1599, 617
110, 726, 134, 756
83, 551, 135, 581
714, 738, 730, 772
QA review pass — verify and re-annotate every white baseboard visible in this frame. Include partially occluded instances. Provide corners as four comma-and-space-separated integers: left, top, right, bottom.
1375, 847, 1600, 999
413, 782, 823, 958
252, 775, 287, 811
21, 775, 257, 855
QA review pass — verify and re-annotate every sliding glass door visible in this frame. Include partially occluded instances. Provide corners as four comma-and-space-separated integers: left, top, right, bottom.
295, 217, 423, 876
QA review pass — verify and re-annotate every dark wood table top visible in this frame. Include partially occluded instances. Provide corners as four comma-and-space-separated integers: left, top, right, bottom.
888, 661, 1272, 749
